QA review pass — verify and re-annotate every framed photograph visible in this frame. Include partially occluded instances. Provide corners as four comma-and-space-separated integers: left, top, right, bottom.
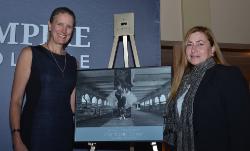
75, 66, 171, 141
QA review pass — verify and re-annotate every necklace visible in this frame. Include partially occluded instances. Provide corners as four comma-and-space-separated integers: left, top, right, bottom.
46, 44, 67, 77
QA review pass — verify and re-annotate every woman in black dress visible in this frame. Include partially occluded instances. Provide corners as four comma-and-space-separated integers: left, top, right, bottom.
9, 7, 77, 151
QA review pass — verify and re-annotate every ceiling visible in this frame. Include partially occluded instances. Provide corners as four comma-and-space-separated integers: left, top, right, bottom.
77, 67, 172, 102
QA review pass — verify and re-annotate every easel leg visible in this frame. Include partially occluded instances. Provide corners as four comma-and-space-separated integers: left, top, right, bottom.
88, 142, 96, 151
129, 35, 140, 67
129, 143, 135, 151
122, 35, 129, 68
151, 142, 158, 151
108, 36, 119, 68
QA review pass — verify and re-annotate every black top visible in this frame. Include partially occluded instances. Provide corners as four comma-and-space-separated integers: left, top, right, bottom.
20, 45, 77, 151
193, 64, 250, 151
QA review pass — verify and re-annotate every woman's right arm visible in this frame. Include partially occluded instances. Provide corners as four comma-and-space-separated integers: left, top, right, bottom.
9, 47, 32, 151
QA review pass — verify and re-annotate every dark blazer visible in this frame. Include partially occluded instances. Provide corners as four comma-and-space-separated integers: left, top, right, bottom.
193, 64, 250, 151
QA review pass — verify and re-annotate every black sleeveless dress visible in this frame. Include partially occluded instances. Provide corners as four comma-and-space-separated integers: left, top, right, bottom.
20, 45, 77, 151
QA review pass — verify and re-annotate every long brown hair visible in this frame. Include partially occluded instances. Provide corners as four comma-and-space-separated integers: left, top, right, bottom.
168, 26, 227, 100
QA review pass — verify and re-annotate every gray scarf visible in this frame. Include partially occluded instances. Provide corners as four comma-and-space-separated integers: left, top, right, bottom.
164, 57, 216, 151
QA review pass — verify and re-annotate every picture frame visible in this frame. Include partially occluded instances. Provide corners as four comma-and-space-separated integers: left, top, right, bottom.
75, 66, 171, 141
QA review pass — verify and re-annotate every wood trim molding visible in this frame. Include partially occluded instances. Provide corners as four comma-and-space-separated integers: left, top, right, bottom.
161, 41, 182, 48
219, 43, 250, 50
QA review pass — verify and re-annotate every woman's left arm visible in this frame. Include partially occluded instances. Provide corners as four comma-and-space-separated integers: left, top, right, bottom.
71, 57, 78, 114
70, 87, 76, 113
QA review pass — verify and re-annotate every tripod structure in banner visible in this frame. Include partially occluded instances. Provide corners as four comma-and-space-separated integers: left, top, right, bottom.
108, 12, 140, 68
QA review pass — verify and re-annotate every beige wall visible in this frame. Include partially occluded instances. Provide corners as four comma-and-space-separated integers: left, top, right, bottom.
161, 0, 250, 44
210, 0, 250, 44
160, 0, 183, 41
182, 0, 211, 35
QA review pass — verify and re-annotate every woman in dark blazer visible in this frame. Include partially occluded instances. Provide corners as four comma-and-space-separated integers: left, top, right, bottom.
164, 26, 250, 151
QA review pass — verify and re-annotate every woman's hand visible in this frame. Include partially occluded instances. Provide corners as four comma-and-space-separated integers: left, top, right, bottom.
12, 134, 28, 151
